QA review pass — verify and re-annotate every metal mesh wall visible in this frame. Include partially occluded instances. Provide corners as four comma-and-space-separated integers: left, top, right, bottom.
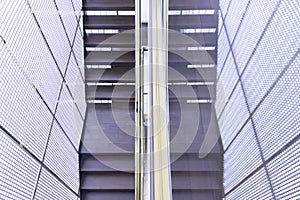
0, 0, 85, 199
217, 0, 300, 199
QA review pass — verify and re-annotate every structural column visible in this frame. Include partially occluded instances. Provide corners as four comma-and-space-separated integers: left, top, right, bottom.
149, 0, 172, 199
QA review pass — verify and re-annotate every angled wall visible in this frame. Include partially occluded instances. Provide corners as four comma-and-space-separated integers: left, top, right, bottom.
217, 0, 300, 199
0, 0, 85, 199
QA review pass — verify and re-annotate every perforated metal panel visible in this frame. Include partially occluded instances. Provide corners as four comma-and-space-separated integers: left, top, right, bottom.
55, 0, 78, 42
218, 0, 300, 198
29, 0, 71, 73
218, 83, 248, 149
224, 121, 262, 192
0, 0, 62, 112
217, 52, 239, 105
0, 129, 40, 199
242, 1, 300, 111
254, 54, 300, 160
0, 0, 84, 198
56, 83, 84, 150
232, 0, 280, 73
0, 39, 52, 160
217, 28, 230, 75
44, 121, 79, 192
267, 139, 300, 199
219, 0, 231, 17
73, 27, 85, 78
226, 168, 273, 200
34, 167, 78, 200
65, 54, 86, 117
224, 0, 250, 43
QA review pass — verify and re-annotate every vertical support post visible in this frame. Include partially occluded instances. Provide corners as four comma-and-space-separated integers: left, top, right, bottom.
135, 0, 144, 199
135, 0, 142, 200
149, 0, 172, 199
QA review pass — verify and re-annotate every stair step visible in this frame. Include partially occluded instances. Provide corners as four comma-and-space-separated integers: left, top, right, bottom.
170, 153, 223, 172
86, 69, 216, 83
85, 32, 217, 48
81, 190, 134, 200
169, 15, 218, 29
86, 85, 214, 99
85, 51, 216, 65
81, 172, 134, 190
169, 85, 214, 99
85, 51, 135, 64
170, 0, 219, 10
86, 85, 134, 99
85, 66, 134, 82
169, 65, 216, 82
83, 0, 135, 11
172, 189, 222, 200
169, 50, 217, 65
85, 33, 135, 48
171, 171, 222, 190
81, 154, 134, 172
84, 16, 134, 29
83, 0, 219, 11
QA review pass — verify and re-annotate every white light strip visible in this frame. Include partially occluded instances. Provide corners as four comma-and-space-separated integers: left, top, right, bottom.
87, 82, 135, 86
180, 28, 216, 33
187, 64, 215, 68
187, 46, 215, 51
87, 83, 112, 86
168, 82, 214, 86
118, 11, 135, 16
168, 10, 181, 15
86, 47, 134, 52
85, 29, 119, 34
86, 10, 136, 16
86, 65, 112, 69
86, 47, 112, 51
168, 82, 186, 86
86, 11, 117, 16
187, 82, 214, 86
113, 82, 135, 86
182, 10, 215, 15
168, 10, 215, 15
187, 99, 212, 104
87, 100, 112, 104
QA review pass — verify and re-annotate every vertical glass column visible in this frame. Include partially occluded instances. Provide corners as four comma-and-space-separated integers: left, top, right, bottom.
149, 0, 172, 199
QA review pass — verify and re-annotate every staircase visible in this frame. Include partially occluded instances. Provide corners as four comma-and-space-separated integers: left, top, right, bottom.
168, 1, 223, 199
80, 0, 223, 199
80, 0, 135, 199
